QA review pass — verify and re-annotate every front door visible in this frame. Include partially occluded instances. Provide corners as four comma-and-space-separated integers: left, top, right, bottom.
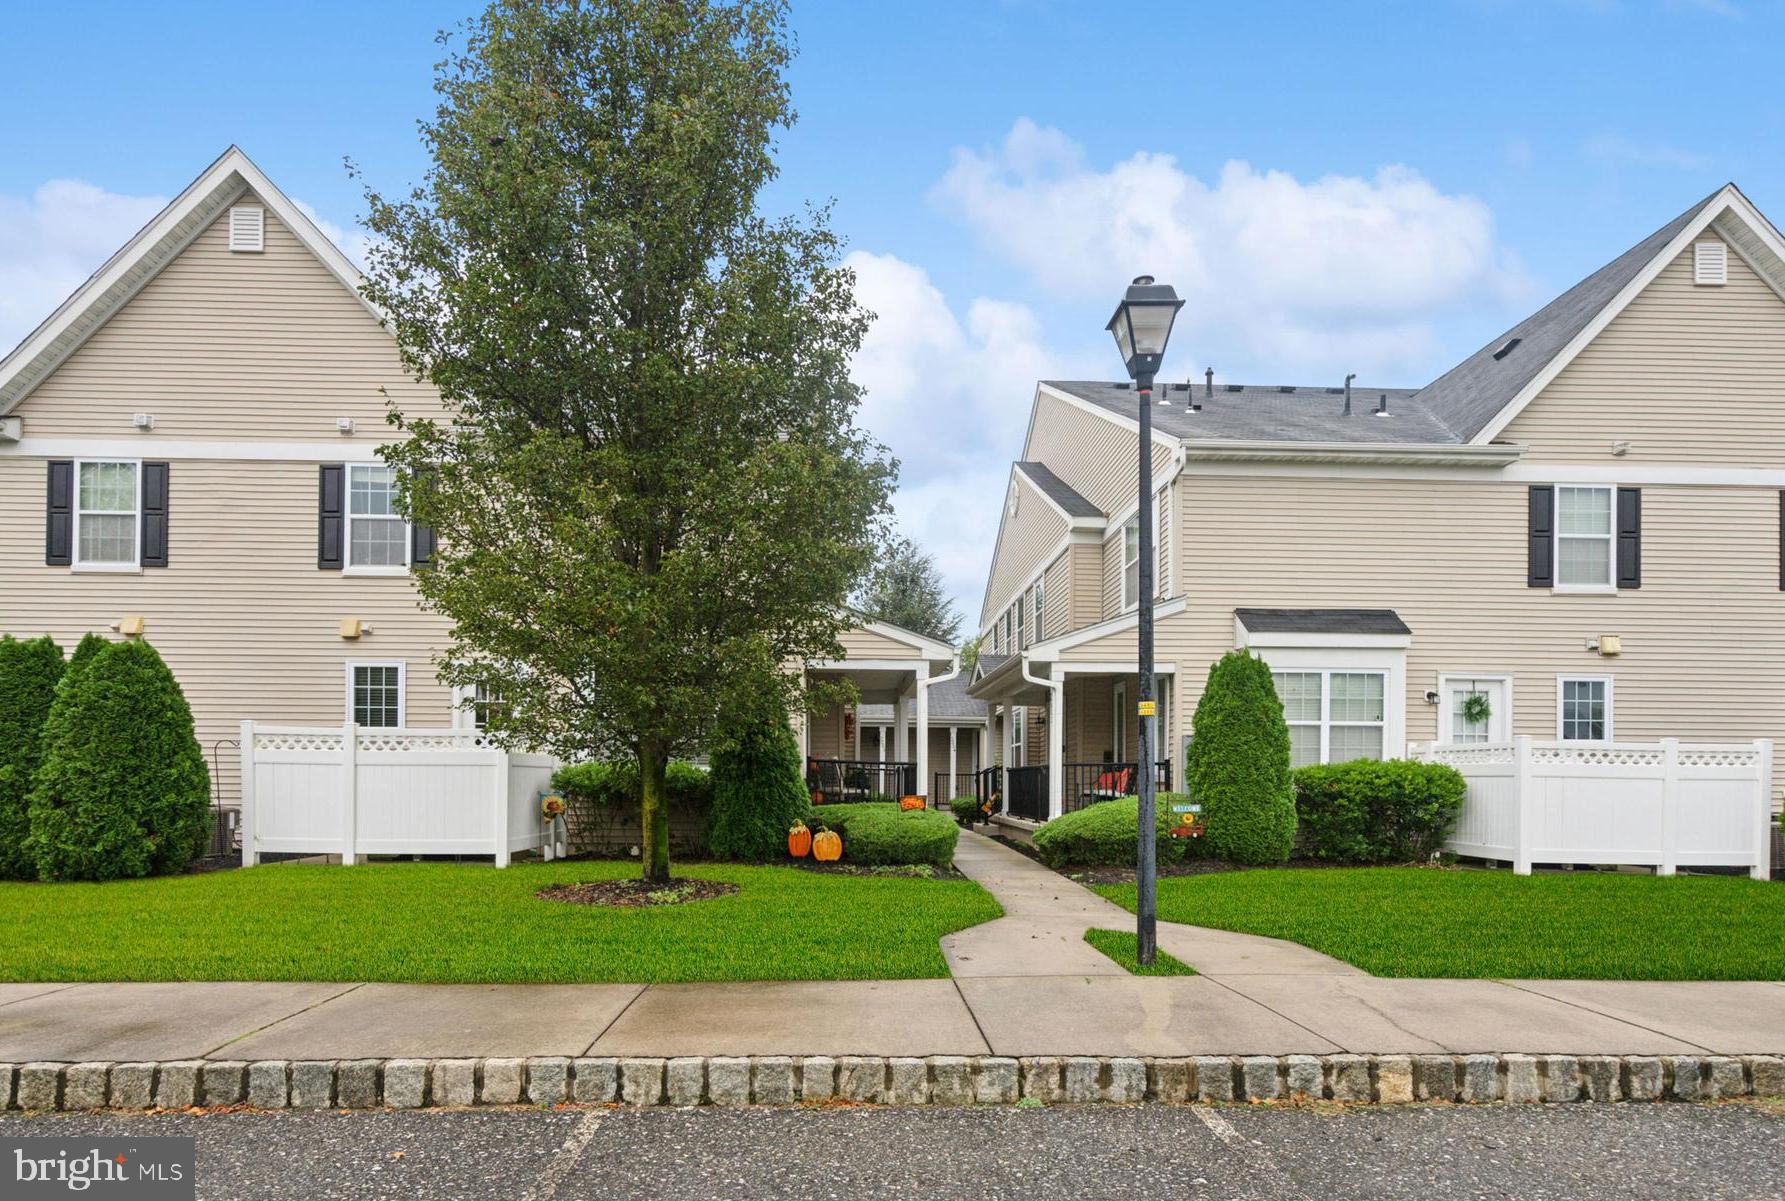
1440, 676, 1510, 744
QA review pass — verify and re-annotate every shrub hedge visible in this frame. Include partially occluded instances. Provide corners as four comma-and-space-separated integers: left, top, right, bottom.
810, 802, 958, 866
552, 760, 713, 811
1186, 651, 1297, 865
950, 794, 984, 827
1292, 758, 1468, 864
707, 709, 811, 862
27, 640, 210, 881
0, 636, 62, 879
1030, 794, 1191, 869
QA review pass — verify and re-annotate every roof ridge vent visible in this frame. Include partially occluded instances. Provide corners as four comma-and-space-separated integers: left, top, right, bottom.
1277, 385, 1296, 394
1491, 336, 1522, 361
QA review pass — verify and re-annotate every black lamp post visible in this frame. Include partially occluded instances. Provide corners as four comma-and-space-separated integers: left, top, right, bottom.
1106, 275, 1183, 965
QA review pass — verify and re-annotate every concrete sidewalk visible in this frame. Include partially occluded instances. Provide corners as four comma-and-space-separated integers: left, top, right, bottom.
0, 831, 1781, 1062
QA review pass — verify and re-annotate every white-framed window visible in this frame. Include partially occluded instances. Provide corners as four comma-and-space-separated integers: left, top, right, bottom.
1557, 676, 1612, 741
1015, 595, 1026, 650
346, 661, 406, 728
1121, 516, 1140, 611
1438, 675, 1513, 744
453, 681, 506, 732
346, 464, 409, 573
1010, 703, 1025, 767
1555, 485, 1614, 591
1271, 670, 1387, 767
1031, 579, 1046, 643
74, 459, 140, 570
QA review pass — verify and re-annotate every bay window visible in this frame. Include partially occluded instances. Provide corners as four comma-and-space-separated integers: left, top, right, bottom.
1271, 670, 1387, 767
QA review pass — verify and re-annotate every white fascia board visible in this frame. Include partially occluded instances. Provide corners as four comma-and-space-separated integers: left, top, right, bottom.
1026, 595, 1190, 659
977, 461, 1023, 630
0, 437, 391, 462
0, 146, 383, 417
1034, 381, 1181, 454
1469, 185, 1746, 445
1183, 439, 1521, 467
1234, 622, 1413, 651
806, 657, 929, 673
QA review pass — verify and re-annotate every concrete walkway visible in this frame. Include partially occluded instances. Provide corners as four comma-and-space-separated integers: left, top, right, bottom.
1, 832, 1783, 1061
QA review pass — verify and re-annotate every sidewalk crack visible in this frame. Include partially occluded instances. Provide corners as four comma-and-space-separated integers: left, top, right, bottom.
202, 982, 365, 1058
581, 984, 649, 1056
1495, 980, 1714, 1053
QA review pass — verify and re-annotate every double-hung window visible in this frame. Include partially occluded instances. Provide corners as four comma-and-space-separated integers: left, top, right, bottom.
1121, 517, 1140, 611
1555, 485, 1614, 590
1032, 579, 1046, 643
348, 662, 405, 728
1557, 676, 1611, 741
1015, 595, 1026, 649
75, 460, 139, 569
1272, 670, 1386, 767
347, 465, 409, 572
1009, 703, 1025, 766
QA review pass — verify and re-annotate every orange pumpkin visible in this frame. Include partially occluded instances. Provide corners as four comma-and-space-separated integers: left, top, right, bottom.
899, 796, 925, 811
788, 820, 812, 858
812, 827, 842, 862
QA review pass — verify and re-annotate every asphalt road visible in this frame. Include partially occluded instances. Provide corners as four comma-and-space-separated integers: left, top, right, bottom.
5, 1103, 1783, 1200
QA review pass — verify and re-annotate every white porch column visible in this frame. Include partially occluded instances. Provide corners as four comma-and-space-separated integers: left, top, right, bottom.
1048, 679, 1065, 820
948, 726, 958, 796
896, 683, 911, 761
914, 671, 930, 797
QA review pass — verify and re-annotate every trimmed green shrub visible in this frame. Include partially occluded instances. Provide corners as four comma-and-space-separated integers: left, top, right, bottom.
1031, 794, 1190, 869
707, 708, 812, 862
553, 760, 713, 811
950, 794, 984, 827
1292, 759, 1467, 863
1186, 651, 1297, 865
0, 636, 63, 878
27, 640, 210, 881
60, 633, 109, 691
811, 802, 958, 866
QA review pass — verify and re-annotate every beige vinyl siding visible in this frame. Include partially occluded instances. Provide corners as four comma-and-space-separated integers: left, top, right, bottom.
10, 196, 444, 440
835, 626, 926, 661
806, 700, 847, 758
1068, 542, 1102, 630
1024, 390, 1173, 516
1154, 472, 1785, 750
1041, 553, 1072, 639
981, 472, 1069, 630
0, 456, 455, 809
1101, 527, 1125, 618
1503, 235, 1785, 464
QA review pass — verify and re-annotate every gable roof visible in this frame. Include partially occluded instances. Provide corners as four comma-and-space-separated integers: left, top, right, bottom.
0, 146, 375, 416
1413, 187, 1726, 442
1013, 461, 1103, 518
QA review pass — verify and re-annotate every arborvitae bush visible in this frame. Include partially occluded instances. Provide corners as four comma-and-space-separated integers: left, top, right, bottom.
0, 636, 63, 878
1186, 651, 1297, 865
706, 703, 812, 862
27, 640, 211, 881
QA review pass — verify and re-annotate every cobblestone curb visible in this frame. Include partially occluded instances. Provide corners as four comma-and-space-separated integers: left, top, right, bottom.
3, 1054, 1778, 1110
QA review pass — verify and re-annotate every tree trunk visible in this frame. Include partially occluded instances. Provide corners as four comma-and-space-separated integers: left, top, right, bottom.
639, 736, 672, 882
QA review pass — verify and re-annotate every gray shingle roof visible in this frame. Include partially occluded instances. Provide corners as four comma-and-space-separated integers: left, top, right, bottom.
1046, 381, 1446, 444
1236, 608, 1411, 636
858, 673, 988, 723
1043, 187, 1729, 448
1412, 187, 1724, 441
1014, 461, 1103, 518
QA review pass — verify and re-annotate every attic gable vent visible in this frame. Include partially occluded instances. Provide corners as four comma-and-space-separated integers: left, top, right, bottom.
228, 205, 265, 253
1694, 239, 1727, 286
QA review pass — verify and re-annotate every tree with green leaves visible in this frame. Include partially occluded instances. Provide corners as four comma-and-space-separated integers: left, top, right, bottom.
855, 534, 961, 642
27, 640, 211, 881
360, 0, 894, 882
1185, 650, 1298, 865
61, 633, 108, 690
707, 689, 809, 861
0, 636, 63, 878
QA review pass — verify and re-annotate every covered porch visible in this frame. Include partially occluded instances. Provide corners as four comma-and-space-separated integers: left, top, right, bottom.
967, 627, 1180, 825
800, 618, 963, 799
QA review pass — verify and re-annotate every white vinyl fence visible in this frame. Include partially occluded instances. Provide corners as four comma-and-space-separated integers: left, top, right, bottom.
1413, 737, 1773, 879
239, 723, 560, 867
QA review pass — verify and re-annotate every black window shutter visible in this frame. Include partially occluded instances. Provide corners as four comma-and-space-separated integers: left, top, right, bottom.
140, 461, 170, 568
45, 460, 73, 566
409, 467, 436, 570
1615, 487, 1641, 589
1526, 485, 1553, 588
318, 464, 345, 570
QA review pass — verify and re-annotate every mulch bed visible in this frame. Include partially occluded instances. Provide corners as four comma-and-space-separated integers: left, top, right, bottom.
785, 860, 967, 881
536, 878, 740, 907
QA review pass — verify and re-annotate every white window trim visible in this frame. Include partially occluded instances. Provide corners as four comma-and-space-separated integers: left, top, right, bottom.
1436, 673, 1514, 744
1556, 674, 1614, 741
1250, 643, 1408, 762
1010, 703, 1025, 767
1272, 668, 1390, 766
1155, 486, 1170, 600
1552, 483, 1617, 594
71, 458, 142, 573
343, 463, 411, 577
1031, 579, 1046, 644
345, 660, 407, 728
1120, 516, 1140, 612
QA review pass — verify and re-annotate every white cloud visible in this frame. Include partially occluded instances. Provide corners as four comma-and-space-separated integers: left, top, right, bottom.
0, 180, 168, 356
292, 198, 376, 270
846, 250, 1093, 625
932, 119, 1529, 380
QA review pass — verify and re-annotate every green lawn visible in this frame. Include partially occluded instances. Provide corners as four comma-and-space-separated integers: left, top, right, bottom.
0, 861, 1001, 983
1082, 928, 1196, 976
1093, 868, 1785, 980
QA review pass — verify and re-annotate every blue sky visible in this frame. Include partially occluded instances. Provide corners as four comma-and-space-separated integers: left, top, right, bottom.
4, 0, 1780, 628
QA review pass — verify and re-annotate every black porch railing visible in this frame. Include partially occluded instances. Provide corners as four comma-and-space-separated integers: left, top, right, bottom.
806, 759, 916, 802
932, 771, 985, 804
1004, 765, 1049, 821
1061, 760, 1175, 814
